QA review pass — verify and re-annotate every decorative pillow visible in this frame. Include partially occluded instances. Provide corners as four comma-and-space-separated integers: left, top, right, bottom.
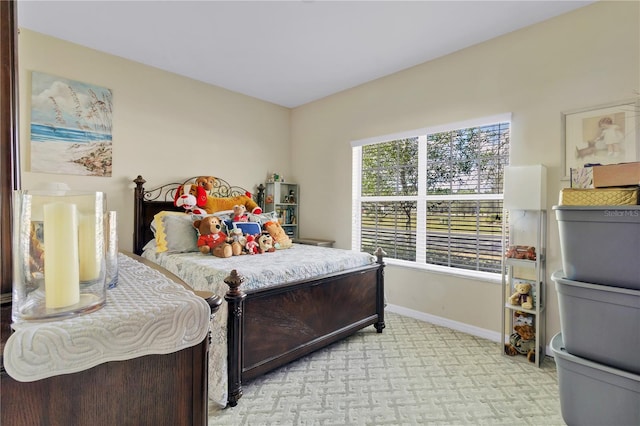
232, 222, 261, 236
152, 211, 198, 253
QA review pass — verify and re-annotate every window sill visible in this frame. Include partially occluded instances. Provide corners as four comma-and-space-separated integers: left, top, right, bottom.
384, 258, 502, 284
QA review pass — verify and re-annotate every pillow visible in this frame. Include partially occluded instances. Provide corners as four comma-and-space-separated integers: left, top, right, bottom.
248, 211, 278, 224
152, 211, 198, 253
212, 210, 234, 220
232, 222, 261, 236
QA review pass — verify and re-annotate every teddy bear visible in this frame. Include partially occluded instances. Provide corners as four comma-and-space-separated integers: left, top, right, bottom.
263, 220, 292, 249
232, 204, 249, 222
509, 282, 533, 310
504, 324, 536, 363
193, 216, 233, 258
174, 183, 208, 215
227, 227, 246, 256
256, 233, 276, 253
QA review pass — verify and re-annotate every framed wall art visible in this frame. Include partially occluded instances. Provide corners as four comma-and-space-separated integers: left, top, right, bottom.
561, 98, 640, 180
30, 71, 113, 176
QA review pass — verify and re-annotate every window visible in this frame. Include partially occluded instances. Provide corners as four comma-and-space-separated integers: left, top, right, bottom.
352, 114, 510, 275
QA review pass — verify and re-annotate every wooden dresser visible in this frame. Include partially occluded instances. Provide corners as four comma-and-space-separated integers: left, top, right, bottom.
1, 252, 221, 426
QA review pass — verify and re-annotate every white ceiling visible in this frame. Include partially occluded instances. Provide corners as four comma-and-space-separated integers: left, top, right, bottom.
17, 0, 595, 108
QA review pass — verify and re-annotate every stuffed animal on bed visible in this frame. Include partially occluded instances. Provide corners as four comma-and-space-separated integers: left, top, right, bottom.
192, 175, 263, 215
195, 176, 216, 194
232, 204, 249, 222
245, 234, 259, 254
174, 183, 208, 215
193, 216, 233, 258
256, 233, 276, 253
204, 193, 262, 216
263, 220, 292, 249
227, 227, 246, 256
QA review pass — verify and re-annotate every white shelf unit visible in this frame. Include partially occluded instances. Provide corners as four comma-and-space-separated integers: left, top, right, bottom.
264, 182, 299, 239
501, 209, 546, 368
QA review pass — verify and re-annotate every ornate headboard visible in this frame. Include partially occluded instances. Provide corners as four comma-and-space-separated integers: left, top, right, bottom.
132, 175, 260, 255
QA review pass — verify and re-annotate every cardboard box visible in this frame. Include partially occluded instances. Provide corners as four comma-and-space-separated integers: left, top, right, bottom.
592, 161, 640, 187
570, 167, 594, 189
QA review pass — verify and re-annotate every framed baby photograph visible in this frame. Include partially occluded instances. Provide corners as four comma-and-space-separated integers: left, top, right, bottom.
561, 98, 640, 180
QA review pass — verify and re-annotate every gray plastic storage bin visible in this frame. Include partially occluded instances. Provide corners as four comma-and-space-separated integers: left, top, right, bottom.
551, 333, 640, 426
553, 205, 640, 289
552, 270, 640, 374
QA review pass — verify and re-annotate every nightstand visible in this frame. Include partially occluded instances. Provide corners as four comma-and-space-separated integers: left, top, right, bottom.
293, 238, 335, 248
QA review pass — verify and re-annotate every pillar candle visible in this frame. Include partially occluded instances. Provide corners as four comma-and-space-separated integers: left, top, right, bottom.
43, 202, 80, 309
78, 213, 100, 282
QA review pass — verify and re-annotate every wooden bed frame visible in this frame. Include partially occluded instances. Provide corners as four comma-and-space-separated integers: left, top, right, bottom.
133, 175, 386, 407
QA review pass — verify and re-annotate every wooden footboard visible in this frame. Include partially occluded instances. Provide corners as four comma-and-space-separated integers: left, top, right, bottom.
224, 248, 385, 407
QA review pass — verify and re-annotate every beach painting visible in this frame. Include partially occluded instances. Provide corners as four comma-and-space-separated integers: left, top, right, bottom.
30, 72, 113, 176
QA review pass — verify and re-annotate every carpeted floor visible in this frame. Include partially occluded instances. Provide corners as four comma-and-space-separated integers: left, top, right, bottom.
209, 312, 564, 425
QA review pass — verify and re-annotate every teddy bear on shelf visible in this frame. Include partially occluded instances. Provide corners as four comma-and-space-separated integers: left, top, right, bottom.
509, 282, 533, 310
193, 216, 233, 258
504, 324, 536, 363
263, 220, 293, 249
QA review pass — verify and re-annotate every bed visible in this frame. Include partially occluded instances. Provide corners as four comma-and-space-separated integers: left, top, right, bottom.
132, 175, 385, 407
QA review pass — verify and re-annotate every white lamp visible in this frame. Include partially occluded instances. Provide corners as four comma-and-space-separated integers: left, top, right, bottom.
503, 165, 547, 210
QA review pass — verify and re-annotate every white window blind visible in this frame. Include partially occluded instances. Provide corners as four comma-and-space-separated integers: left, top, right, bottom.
352, 114, 510, 274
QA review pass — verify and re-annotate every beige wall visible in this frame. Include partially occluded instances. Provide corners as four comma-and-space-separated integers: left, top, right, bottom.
291, 1, 640, 346
18, 29, 291, 252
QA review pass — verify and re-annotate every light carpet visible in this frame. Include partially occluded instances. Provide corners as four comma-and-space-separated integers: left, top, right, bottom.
209, 312, 564, 425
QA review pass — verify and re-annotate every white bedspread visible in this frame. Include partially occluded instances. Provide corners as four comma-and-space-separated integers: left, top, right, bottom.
141, 244, 375, 407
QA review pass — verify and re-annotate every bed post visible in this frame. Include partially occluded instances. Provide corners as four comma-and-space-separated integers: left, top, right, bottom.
374, 247, 386, 333
133, 175, 146, 255
224, 269, 246, 407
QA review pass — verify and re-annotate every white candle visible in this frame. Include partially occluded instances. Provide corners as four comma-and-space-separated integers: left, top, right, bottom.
43, 202, 80, 309
78, 213, 100, 281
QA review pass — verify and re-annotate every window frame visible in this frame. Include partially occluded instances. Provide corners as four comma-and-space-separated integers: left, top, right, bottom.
351, 113, 511, 281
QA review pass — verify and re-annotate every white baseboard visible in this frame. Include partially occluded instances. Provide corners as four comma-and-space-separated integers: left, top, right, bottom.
386, 303, 501, 342
385, 304, 553, 357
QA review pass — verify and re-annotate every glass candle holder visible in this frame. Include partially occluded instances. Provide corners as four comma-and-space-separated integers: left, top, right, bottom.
12, 190, 107, 322
105, 211, 118, 289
